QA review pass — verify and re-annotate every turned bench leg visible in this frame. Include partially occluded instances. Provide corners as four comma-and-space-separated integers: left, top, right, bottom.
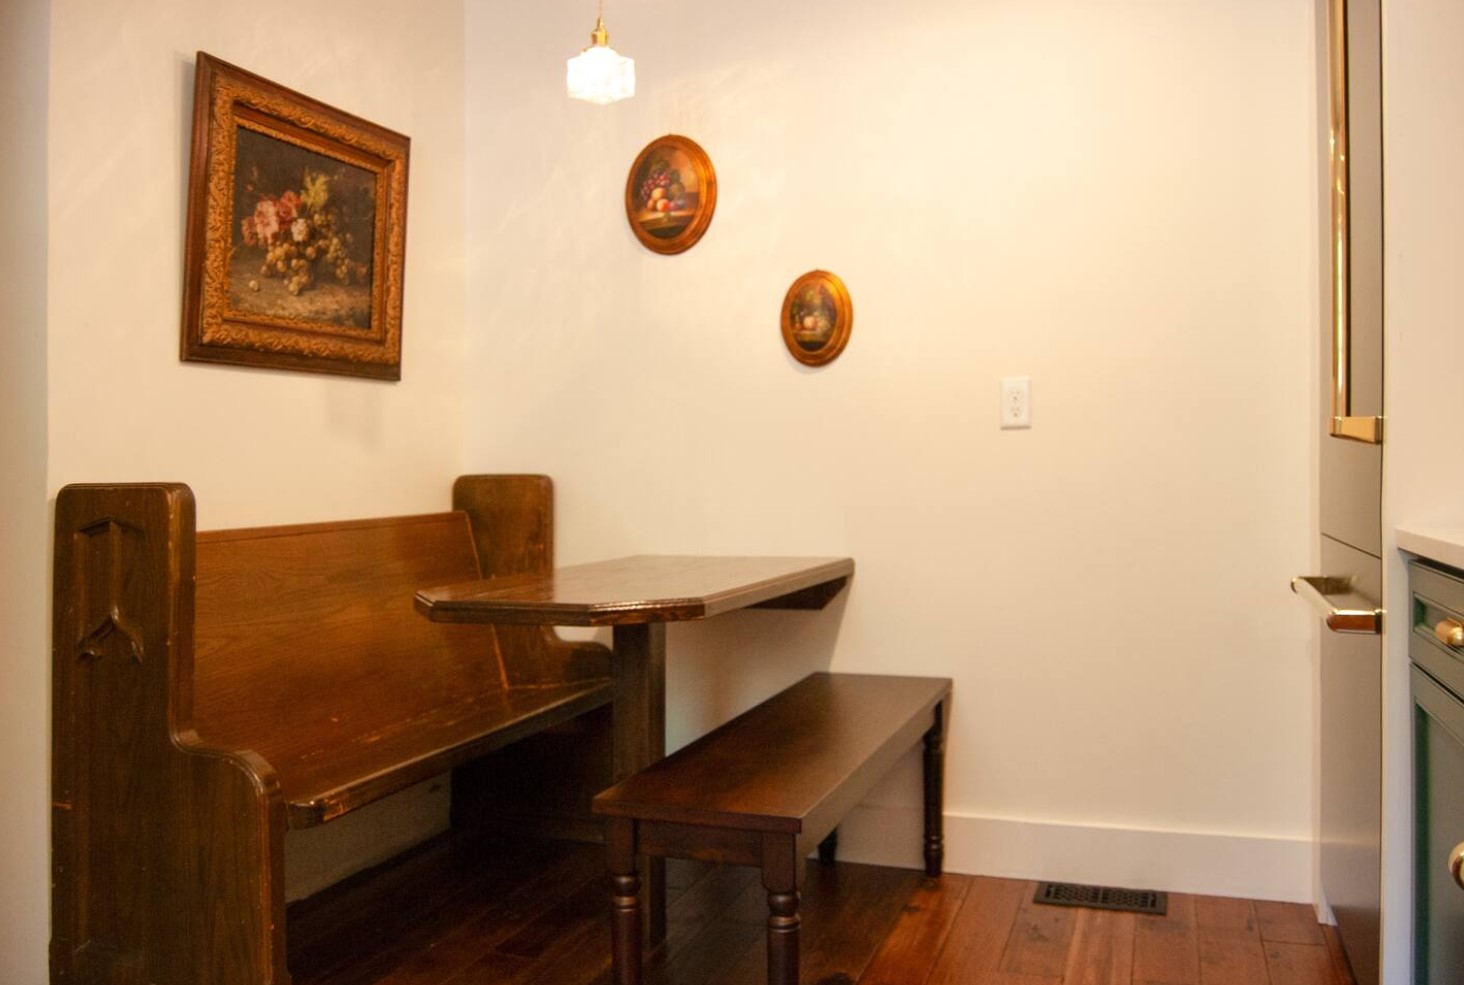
607, 818, 642, 985
761, 834, 801, 985
766, 890, 800, 985
923, 701, 946, 878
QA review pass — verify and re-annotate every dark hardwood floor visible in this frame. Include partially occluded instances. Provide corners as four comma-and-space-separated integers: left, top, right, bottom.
286, 835, 1358, 985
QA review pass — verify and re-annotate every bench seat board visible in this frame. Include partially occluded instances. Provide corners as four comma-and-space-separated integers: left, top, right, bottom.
278, 680, 611, 827
593, 673, 950, 842
190, 510, 613, 827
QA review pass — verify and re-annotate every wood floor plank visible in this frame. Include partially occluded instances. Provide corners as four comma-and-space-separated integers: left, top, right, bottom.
664, 864, 760, 937
287, 838, 1357, 985
449, 875, 611, 985
287, 837, 497, 979
495, 868, 607, 960
433, 952, 533, 985
1000, 881, 1076, 978
499, 926, 611, 985
1265, 942, 1337, 985
724, 872, 779, 926
1256, 901, 1325, 946
924, 877, 1030, 985
371, 845, 607, 985
291, 837, 581, 985
666, 857, 714, 893
1197, 937, 1271, 985
1132, 893, 1200, 985
706, 862, 872, 985
1062, 908, 1136, 985
859, 875, 972, 985
1194, 895, 1268, 985
645, 913, 764, 985
1193, 896, 1260, 938
286, 834, 463, 957
797, 864, 923, 985
710, 862, 920, 985
637, 864, 763, 985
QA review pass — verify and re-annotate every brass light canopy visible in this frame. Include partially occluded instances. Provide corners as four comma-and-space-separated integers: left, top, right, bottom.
567, 0, 635, 105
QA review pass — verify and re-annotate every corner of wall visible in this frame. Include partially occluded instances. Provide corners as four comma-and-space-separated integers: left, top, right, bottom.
0, 1, 52, 982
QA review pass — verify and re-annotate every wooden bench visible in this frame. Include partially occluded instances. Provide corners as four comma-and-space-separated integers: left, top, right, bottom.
51, 475, 612, 985
592, 672, 951, 985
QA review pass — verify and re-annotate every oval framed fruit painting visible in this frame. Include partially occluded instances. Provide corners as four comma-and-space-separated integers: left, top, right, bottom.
781, 270, 852, 367
625, 134, 717, 255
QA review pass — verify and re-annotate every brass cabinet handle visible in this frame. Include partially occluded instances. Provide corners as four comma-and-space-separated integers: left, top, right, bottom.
1435, 619, 1464, 648
1451, 843, 1464, 891
1291, 575, 1383, 634
1326, 0, 1383, 446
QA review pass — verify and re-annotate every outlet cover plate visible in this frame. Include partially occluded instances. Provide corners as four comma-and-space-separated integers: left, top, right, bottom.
1001, 376, 1031, 429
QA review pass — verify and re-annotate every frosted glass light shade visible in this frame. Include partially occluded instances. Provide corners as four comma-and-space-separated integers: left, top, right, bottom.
567, 44, 635, 104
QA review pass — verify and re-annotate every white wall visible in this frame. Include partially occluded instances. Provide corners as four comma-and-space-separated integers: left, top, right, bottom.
0, 2, 52, 981
464, 0, 1322, 899
1380, 0, 1464, 980
24, 0, 470, 975
7, 6, 1335, 974
46, 0, 467, 526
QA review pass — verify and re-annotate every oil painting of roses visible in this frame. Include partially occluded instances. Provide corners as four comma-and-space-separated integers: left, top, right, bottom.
230, 127, 376, 331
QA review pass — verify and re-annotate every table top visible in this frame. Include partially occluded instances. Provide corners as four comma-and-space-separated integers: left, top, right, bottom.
414, 554, 853, 627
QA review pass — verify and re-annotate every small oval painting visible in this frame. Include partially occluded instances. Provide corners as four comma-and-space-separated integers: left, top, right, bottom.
781, 270, 852, 367
625, 135, 717, 255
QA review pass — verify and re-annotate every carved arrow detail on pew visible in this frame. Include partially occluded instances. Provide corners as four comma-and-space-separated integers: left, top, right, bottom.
75, 517, 146, 664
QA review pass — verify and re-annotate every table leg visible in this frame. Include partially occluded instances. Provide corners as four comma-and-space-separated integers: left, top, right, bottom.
923, 701, 946, 878
611, 623, 667, 949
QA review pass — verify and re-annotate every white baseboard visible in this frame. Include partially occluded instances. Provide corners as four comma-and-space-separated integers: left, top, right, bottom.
830, 804, 1315, 905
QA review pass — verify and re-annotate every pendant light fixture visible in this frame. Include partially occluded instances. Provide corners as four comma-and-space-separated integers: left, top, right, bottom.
566, 0, 635, 105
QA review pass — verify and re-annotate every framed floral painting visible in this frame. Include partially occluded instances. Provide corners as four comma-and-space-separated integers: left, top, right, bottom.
624, 135, 717, 255
181, 53, 409, 380
781, 270, 852, 367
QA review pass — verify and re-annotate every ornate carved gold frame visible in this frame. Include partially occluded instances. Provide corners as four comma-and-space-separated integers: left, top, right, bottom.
181, 53, 409, 380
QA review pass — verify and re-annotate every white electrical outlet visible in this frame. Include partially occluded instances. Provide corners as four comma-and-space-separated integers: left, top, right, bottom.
1000, 377, 1031, 429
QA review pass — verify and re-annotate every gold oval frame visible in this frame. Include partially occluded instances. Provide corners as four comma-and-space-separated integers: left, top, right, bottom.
624, 134, 717, 255
781, 270, 852, 367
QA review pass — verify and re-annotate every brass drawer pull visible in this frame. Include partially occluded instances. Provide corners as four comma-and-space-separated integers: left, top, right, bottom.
1435, 619, 1464, 648
1452, 843, 1464, 891
1290, 576, 1383, 634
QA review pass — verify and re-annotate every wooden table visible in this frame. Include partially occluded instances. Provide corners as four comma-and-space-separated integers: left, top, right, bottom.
414, 554, 854, 944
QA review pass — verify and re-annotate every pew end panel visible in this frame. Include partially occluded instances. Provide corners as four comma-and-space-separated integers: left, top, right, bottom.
52, 483, 289, 985
452, 474, 612, 687
51, 476, 613, 985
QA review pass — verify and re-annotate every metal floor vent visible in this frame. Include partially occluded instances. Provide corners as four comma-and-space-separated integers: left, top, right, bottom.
1033, 881, 1168, 916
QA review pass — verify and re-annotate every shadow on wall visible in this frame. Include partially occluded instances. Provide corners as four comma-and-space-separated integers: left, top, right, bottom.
654, 593, 850, 752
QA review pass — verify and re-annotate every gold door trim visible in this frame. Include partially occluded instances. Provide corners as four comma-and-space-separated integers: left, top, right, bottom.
1329, 0, 1384, 445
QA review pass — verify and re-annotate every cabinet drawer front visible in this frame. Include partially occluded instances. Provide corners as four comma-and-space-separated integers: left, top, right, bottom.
1412, 666, 1464, 983
1409, 561, 1464, 697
